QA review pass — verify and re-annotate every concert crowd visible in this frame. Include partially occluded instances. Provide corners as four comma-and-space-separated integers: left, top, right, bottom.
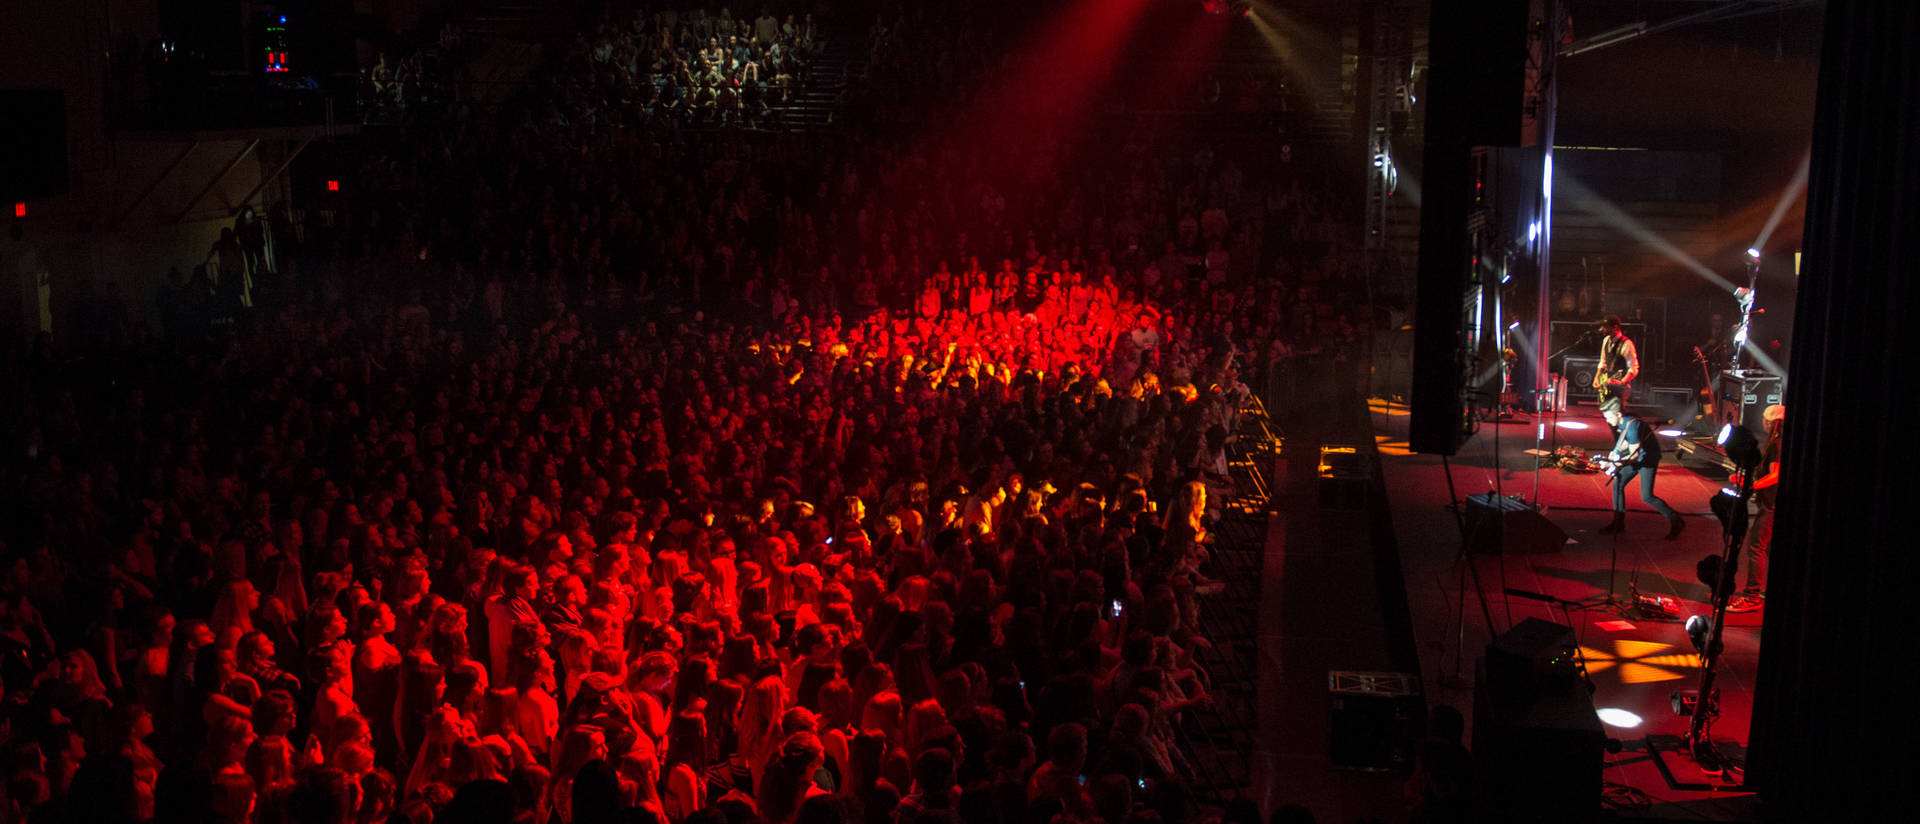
0, 3, 1388, 824
559, 6, 819, 128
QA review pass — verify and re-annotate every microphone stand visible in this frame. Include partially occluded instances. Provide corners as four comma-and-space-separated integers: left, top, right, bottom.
1528, 328, 1600, 506
1730, 257, 1760, 374
1528, 387, 1557, 505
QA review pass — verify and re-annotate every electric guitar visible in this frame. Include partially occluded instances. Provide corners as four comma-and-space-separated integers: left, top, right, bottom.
1589, 450, 1644, 478
1593, 362, 1629, 405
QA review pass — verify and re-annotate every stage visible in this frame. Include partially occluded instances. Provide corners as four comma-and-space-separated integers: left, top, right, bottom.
1371, 398, 1764, 820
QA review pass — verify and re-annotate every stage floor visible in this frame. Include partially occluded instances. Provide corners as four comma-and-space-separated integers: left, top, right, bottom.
1371, 399, 1763, 820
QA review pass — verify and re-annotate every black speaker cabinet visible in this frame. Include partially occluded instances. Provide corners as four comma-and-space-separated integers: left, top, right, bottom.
1560, 356, 1601, 402
1463, 493, 1567, 555
1460, 0, 1530, 147
1328, 672, 1423, 770
1474, 628, 1603, 823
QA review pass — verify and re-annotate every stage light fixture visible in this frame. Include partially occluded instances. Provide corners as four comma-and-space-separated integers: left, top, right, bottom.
1747, 247, 1761, 260
1685, 614, 1713, 653
1709, 487, 1743, 529
1694, 551, 1737, 604
1716, 424, 1761, 468
1508, 319, 1521, 330
12, 203, 22, 218
1658, 428, 1684, 437
1596, 708, 1644, 728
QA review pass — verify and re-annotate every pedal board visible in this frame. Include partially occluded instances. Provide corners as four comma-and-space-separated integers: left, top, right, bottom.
1633, 593, 1681, 618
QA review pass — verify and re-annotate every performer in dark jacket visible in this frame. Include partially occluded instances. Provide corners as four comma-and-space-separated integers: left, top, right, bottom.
1599, 397, 1684, 539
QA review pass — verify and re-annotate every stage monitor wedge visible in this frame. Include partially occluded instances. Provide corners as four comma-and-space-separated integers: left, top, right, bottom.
1463, 493, 1567, 555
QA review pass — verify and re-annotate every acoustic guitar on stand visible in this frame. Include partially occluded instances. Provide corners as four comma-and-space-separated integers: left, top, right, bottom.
1693, 346, 1714, 416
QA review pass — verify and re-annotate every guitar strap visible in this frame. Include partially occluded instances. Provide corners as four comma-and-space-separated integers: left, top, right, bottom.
1610, 420, 1634, 467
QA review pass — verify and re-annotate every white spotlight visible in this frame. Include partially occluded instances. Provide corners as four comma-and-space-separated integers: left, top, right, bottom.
1658, 428, 1684, 437
1747, 247, 1762, 260
1597, 708, 1644, 729
1556, 420, 1590, 431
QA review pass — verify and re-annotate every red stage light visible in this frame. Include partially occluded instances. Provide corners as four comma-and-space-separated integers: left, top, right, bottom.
12, 203, 23, 218
326, 180, 340, 192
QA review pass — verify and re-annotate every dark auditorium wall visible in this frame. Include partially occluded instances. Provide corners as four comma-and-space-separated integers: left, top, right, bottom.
1747, 2, 1920, 820
0, 1, 277, 343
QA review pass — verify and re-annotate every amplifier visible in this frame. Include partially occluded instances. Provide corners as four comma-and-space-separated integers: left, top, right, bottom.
1318, 445, 1370, 510
1549, 320, 1650, 369
1562, 355, 1650, 407
1329, 671, 1423, 770
1561, 356, 1602, 402
1486, 618, 1580, 696
1473, 655, 1603, 823
1714, 371, 1783, 436
1640, 385, 1698, 423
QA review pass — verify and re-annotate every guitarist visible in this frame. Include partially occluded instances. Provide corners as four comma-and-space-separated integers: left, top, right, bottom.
1595, 315, 1640, 436
1599, 397, 1685, 539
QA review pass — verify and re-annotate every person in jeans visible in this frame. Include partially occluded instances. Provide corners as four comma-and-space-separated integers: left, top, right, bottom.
1599, 397, 1684, 540
1729, 405, 1785, 612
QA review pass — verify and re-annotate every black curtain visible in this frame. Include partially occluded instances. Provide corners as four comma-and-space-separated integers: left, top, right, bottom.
1747, 3, 1920, 820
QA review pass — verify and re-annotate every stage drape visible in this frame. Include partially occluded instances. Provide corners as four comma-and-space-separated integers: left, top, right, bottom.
1747, 2, 1920, 820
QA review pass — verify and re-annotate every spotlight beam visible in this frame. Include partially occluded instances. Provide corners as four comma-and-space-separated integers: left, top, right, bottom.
1556, 174, 1740, 292
1243, 2, 1341, 106
1742, 341, 1787, 376
1752, 149, 1811, 252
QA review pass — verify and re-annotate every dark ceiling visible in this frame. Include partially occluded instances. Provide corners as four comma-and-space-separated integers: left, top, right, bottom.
1556, 1, 1823, 204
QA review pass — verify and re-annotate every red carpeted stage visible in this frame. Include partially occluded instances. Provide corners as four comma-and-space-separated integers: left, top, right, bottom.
1373, 399, 1762, 820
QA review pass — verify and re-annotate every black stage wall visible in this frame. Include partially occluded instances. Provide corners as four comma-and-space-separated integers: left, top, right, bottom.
1747, 2, 1920, 820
